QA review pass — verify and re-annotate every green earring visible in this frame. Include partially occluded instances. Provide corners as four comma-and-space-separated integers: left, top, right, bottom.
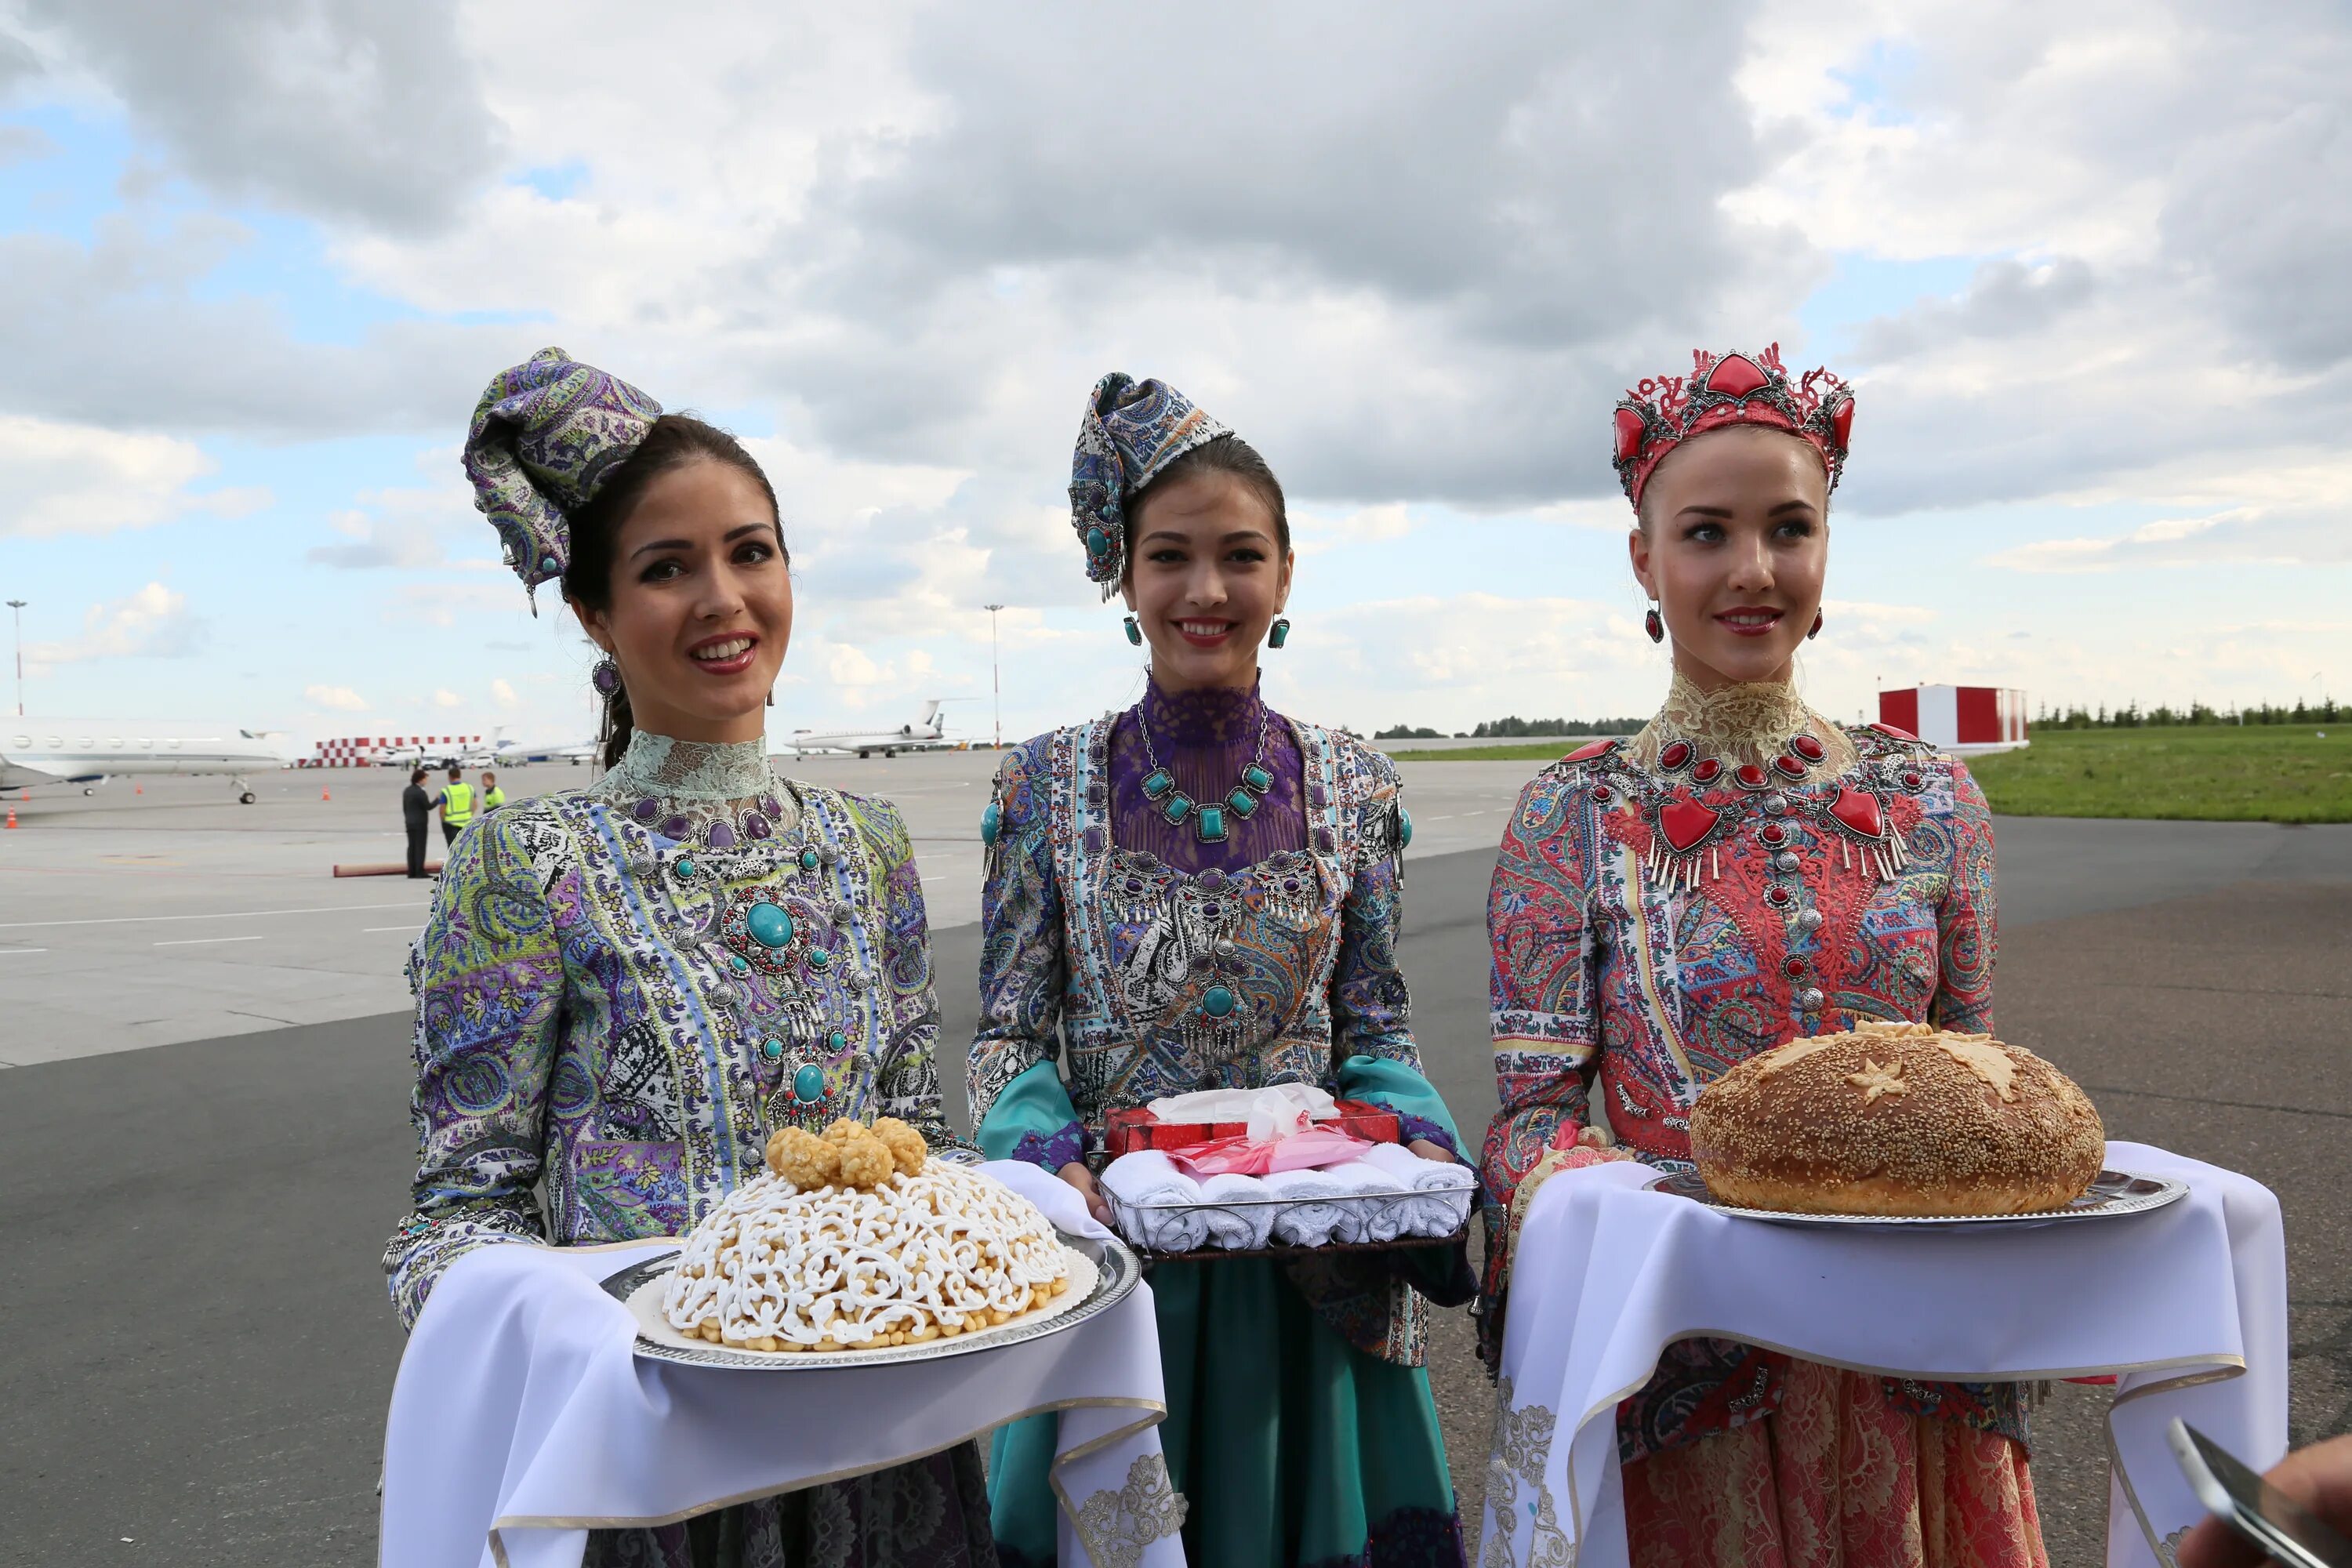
1124, 615, 1143, 646
1268, 617, 1291, 649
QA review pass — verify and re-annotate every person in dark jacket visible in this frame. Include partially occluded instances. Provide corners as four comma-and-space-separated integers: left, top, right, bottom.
401, 768, 433, 879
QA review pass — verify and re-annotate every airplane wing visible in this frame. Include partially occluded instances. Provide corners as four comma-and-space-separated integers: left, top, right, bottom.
0, 757, 67, 789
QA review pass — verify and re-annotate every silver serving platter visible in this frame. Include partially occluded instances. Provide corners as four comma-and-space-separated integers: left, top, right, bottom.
1647, 1167, 2189, 1232
601, 1228, 1140, 1371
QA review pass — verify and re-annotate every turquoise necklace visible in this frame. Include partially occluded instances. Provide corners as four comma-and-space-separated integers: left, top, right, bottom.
1136, 699, 1275, 844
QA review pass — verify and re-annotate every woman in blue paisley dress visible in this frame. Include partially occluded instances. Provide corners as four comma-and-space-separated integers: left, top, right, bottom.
383, 350, 997, 1568
970, 374, 1474, 1568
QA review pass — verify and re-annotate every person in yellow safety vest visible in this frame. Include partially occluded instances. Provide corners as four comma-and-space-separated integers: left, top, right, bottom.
436, 764, 474, 847
480, 770, 507, 813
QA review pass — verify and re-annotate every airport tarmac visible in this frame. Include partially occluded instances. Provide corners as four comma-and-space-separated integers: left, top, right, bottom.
0, 750, 1538, 1066
3, 751, 2349, 1566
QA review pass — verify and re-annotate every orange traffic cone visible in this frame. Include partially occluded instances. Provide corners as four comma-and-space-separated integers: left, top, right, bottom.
5, 808, 16, 829
322, 786, 332, 801
136, 785, 143, 795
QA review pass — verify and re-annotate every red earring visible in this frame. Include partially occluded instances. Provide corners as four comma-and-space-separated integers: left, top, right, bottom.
1645, 606, 1664, 644
1808, 610, 1823, 640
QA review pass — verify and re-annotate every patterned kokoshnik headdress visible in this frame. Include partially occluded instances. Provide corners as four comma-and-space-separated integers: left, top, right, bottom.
463, 347, 665, 604
1612, 344, 1855, 514
1069, 372, 1232, 597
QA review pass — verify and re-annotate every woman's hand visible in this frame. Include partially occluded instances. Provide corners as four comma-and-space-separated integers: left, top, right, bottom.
1058, 1160, 1115, 1226
2177, 1432, 2352, 1568
1406, 1138, 1457, 1163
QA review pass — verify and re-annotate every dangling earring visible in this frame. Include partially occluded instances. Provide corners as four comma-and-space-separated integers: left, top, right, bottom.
1807, 610, 1823, 640
1644, 606, 1664, 644
592, 656, 621, 696
1268, 617, 1291, 650
1123, 615, 1143, 647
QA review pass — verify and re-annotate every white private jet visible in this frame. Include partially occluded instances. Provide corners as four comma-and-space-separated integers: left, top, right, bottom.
786, 699, 957, 758
0, 719, 296, 803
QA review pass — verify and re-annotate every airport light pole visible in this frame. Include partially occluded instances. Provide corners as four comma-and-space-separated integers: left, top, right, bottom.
984, 603, 1005, 749
6, 600, 24, 717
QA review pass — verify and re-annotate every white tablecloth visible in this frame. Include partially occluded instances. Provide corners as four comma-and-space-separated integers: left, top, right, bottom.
1482, 1142, 2286, 1568
380, 1162, 1182, 1568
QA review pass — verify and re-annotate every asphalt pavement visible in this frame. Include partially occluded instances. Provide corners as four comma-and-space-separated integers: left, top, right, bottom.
3, 821, 2348, 1566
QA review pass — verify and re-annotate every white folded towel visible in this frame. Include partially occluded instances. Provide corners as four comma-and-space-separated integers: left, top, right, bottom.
1363, 1142, 1477, 1192
1102, 1152, 1211, 1251
1198, 1173, 1274, 1249
1358, 1145, 1475, 1239
1265, 1168, 1351, 1247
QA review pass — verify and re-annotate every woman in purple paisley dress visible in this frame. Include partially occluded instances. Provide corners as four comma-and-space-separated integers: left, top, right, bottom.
1478, 348, 2044, 1567
968, 374, 1474, 1568
383, 350, 996, 1568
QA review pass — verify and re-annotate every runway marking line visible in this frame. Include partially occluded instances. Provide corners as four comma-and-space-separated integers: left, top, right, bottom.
154, 935, 267, 948
0, 900, 426, 932
364, 925, 419, 934
0, 947, 48, 955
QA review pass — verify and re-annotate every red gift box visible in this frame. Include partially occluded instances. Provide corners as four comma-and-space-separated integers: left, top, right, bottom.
1104, 1099, 1401, 1159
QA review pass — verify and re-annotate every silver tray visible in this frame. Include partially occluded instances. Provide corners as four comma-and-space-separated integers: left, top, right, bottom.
1105, 1183, 1477, 1260
1647, 1167, 2189, 1232
600, 1228, 1139, 1371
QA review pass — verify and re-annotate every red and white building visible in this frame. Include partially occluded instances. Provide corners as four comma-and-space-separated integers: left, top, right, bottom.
305, 734, 484, 768
1877, 687, 2028, 755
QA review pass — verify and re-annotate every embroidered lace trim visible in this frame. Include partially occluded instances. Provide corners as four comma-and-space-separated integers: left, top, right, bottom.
1628, 671, 1858, 774
604, 731, 777, 802
1072, 1451, 1188, 1568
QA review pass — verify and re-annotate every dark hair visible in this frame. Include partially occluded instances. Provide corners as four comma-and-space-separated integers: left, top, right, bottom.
410, 768, 426, 784
1123, 433, 1290, 573
559, 413, 786, 768
447, 764, 462, 777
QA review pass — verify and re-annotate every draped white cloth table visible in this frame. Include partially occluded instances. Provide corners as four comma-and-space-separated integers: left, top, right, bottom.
380, 1162, 1183, 1568
1481, 1142, 2286, 1568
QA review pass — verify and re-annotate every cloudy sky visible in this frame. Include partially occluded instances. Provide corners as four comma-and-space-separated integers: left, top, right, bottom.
1, 0, 2346, 750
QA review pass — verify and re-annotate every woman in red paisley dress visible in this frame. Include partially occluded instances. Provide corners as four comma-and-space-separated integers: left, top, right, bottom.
1476, 347, 2043, 1568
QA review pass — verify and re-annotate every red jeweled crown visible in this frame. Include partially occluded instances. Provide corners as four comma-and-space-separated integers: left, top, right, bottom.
1611, 345, 1855, 513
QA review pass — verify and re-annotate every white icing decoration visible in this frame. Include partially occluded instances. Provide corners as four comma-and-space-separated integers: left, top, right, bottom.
660, 1160, 1071, 1351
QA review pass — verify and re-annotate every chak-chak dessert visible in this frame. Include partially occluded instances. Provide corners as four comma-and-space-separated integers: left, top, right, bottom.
661, 1118, 1075, 1352
1689, 1021, 2106, 1216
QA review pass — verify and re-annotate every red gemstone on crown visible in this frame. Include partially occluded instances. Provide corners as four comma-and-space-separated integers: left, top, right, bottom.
1659, 740, 1692, 770
1830, 787, 1885, 840
1870, 722, 1918, 742
1791, 734, 1826, 762
1773, 753, 1806, 779
1759, 822, 1785, 846
1832, 398, 1855, 448
1613, 407, 1647, 463
1734, 763, 1769, 790
1566, 739, 1613, 764
1705, 354, 1769, 399
1691, 757, 1722, 784
1659, 800, 1720, 854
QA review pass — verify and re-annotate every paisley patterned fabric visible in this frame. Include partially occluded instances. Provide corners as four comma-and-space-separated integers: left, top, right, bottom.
384, 732, 989, 1567
971, 699, 1470, 1566
1069, 372, 1232, 594
1476, 695, 2020, 1465
1621, 1359, 2048, 1568
463, 346, 663, 597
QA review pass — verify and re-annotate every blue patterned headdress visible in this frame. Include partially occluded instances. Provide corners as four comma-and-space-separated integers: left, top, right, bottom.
1069, 372, 1232, 597
463, 347, 664, 602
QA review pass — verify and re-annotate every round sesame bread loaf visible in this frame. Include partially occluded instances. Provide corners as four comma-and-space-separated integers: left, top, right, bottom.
1687, 1021, 2106, 1216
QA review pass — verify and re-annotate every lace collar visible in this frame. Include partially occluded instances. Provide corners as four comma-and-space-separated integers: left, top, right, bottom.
1139, 675, 1269, 750
1628, 672, 1854, 773
603, 730, 775, 803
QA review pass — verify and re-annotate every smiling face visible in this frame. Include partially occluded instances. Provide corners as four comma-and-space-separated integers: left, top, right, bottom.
570, 458, 791, 744
1628, 426, 1830, 690
1122, 467, 1294, 692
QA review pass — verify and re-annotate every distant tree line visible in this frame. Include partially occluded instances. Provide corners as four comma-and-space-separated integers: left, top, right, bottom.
2036, 699, 2343, 728
1374, 715, 1648, 740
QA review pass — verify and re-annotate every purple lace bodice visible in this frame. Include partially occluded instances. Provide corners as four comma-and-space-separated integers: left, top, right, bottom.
1106, 677, 1306, 872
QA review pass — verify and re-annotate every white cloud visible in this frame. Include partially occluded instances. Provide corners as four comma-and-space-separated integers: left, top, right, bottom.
1986, 507, 2352, 572
489, 677, 518, 708
431, 688, 464, 709
303, 683, 369, 713
0, 415, 265, 537
24, 583, 202, 671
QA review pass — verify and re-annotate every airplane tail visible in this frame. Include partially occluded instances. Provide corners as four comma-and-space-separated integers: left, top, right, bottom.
920, 699, 944, 730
